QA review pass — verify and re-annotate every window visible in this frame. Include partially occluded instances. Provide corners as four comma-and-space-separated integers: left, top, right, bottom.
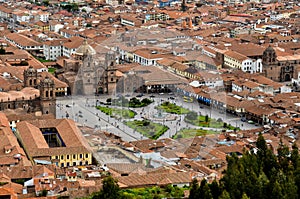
79, 154, 83, 159
73, 154, 76, 159
61, 163, 64, 167
73, 162, 76, 166
85, 154, 89, 158
61, 155, 64, 159
67, 155, 69, 159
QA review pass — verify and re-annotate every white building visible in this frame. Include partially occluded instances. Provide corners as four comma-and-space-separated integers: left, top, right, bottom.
43, 40, 63, 61
5, 33, 43, 51
62, 37, 84, 58
224, 50, 262, 73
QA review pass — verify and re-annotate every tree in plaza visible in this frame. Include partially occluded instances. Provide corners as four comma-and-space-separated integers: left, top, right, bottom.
205, 115, 209, 123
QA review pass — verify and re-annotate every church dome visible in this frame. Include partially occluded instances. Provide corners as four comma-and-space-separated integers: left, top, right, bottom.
75, 40, 96, 56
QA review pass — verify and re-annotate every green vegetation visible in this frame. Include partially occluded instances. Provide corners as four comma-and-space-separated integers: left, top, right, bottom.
61, 3, 79, 12
157, 101, 190, 114
91, 176, 120, 199
96, 106, 136, 119
129, 97, 153, 108
120, 185, 186, 199
37, 58, 51, 63
189, 134, 300, 199
173, 128, 220, 139
106, 97, 153, 108
48, 67, 56, 74
85, 176, 186, 199
185, 111, 236, 130
125, 120, 169, 140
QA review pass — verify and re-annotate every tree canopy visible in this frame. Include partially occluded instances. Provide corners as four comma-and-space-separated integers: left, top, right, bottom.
189, 133, 300, 199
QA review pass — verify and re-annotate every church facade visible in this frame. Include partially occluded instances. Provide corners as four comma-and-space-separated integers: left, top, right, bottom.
72, 41, 120, 96
262, 46, 300, 82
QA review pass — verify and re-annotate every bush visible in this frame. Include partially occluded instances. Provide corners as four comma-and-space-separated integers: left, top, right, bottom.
186, 111, 198, 121
141, 98, 152, 105
143, 120, 150, 126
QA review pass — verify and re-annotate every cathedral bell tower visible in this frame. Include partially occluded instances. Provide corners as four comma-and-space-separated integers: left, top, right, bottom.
24, 66, 39, 88
262, 45, 277, 66
39, 76, 56, 115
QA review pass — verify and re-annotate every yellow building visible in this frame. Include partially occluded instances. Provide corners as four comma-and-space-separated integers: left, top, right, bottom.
15, 119, 92, 168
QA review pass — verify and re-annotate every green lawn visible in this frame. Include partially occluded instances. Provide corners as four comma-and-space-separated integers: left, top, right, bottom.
48, 67, 56, 74
185, 114, 237, 130
96, 106, 136, 119
125, 120, 169, 140
173, 128, 220, 139
157, 102, 190, 114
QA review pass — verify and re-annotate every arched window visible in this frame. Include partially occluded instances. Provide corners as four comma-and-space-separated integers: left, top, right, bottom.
46, 91, 49, 97
29, 79, 32, 86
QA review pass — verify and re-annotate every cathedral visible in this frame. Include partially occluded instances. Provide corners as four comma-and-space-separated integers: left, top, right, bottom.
262, 45, 300, 82
72, 40, 119, 96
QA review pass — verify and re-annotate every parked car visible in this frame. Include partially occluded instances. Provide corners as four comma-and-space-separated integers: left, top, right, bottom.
248, 120, 255, 124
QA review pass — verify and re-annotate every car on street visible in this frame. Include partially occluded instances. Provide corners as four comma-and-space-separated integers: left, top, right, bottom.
248, 120, 255, 124
169, 97, 175, 100
66, 104, 72, 108
241, 118, 247, 122
150, 95, 155, 98
136, 94, 143, 97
